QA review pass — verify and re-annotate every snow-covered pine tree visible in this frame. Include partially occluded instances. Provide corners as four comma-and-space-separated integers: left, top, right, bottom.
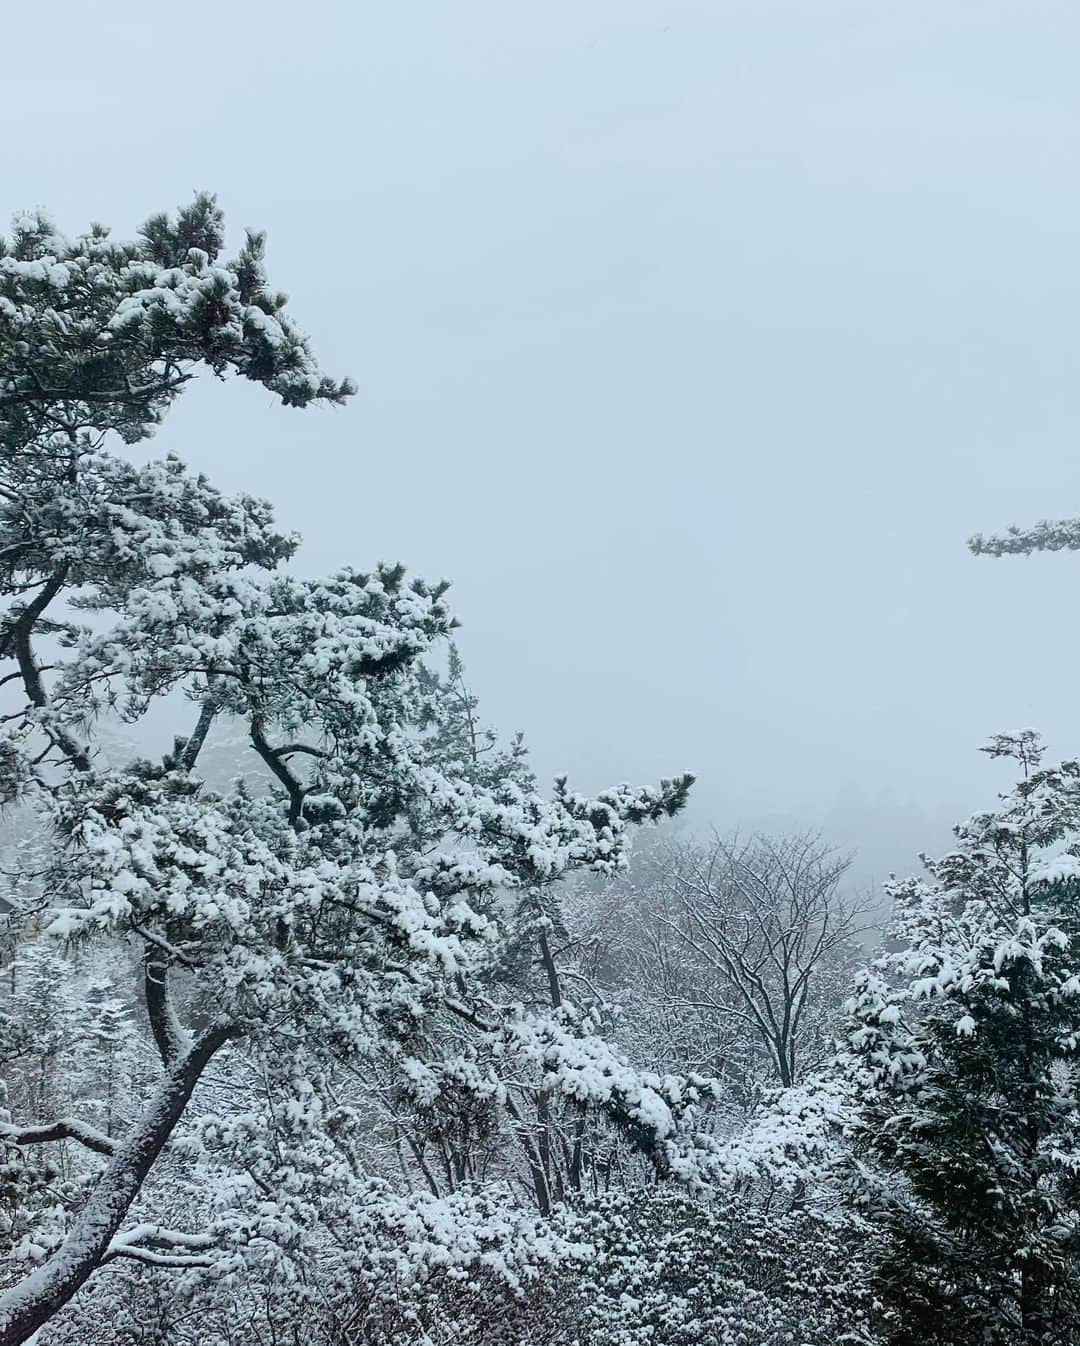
842, 731, 1080, 1345
0, 197, 697, 1345
77, 977, 142, 1141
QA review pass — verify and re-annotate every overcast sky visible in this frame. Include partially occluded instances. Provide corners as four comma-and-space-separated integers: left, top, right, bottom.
7, 0, 1080, 890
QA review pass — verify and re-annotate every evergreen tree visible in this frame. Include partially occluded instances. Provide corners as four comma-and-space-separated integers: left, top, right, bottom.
0, 197, 696, 1345
77, 978, 140, 1140
842, 731, 1080, 1345
3, 947, 79, 1129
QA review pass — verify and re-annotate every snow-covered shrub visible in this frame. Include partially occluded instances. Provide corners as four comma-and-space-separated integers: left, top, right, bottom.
556, 1191, 876, 1346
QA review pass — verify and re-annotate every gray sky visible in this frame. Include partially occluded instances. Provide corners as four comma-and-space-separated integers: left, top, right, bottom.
6, 0, 1080, 890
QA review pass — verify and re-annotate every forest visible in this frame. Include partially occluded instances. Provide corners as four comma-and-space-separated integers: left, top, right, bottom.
2, 194, 1080, 1346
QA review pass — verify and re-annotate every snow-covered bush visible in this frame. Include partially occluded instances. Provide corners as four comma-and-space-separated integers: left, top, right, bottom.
36, 1184, 579, 1346
555, 1192, 876, 1346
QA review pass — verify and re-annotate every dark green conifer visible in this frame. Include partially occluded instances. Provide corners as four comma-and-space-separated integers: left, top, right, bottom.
844, 731, 1080, 1345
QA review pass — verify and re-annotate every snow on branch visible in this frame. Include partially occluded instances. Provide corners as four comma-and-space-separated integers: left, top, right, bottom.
970, 517, 1080, 557
102, 1223, 216, 1270
0, 1117, 118, 1157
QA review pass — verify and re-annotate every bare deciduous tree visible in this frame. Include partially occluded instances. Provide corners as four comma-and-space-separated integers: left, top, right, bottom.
641, 833, 867, 1090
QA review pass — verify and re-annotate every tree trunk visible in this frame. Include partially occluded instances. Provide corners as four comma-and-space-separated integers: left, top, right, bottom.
0, 1022, 235, 1346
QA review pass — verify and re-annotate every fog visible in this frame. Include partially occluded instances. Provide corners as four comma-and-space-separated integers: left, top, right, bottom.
7, 0, 1080, 891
